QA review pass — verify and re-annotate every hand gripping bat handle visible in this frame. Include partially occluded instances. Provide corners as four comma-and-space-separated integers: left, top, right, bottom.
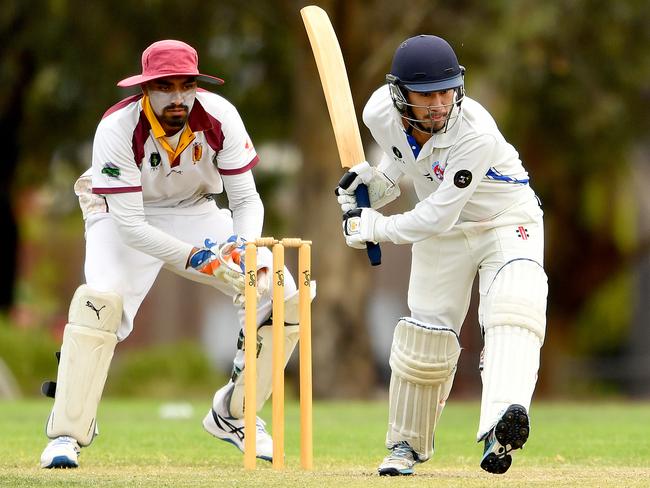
354, 184, 381, 266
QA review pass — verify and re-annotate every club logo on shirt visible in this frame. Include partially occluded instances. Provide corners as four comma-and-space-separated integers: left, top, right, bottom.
244, 138, 255, 156
149, 152, 161, 168
192, 142, 203, 163
432, 161, 445, 181
101, 163, 120, 178
454, 169, 472, 188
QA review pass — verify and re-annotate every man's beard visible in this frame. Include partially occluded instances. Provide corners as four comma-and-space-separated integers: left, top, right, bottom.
162, 106, 188, 128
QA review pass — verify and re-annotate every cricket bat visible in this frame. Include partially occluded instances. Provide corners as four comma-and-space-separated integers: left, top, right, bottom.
301, 5, 381, 266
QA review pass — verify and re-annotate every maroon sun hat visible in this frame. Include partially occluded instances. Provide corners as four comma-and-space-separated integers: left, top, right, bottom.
117, 39, 224, 87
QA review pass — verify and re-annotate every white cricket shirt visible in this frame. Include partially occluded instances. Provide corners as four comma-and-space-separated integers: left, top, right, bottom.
363, 85, 539, 244
83, 90, 261, 268
91, 90, 258, 207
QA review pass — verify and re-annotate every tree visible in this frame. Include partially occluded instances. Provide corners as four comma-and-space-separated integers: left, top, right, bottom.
3, 0, 649, 398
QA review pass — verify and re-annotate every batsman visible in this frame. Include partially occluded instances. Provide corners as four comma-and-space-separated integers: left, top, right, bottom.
336, 35, 548, 475
39, 40, 315, 469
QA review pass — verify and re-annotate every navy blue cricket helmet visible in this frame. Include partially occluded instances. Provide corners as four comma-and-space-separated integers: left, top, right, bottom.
386, 35, 465, 132
388, 35, 464, 92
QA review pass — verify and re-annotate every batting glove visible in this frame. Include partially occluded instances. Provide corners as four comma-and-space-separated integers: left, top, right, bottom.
335, 161, 400, 212
342, 207, 382, 249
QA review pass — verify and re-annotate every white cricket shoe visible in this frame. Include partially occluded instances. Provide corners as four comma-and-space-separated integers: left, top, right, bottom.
40, 436, 80, 469
480, 404, 530, 474
377, 441, 420, 476
202, 408, 273, 462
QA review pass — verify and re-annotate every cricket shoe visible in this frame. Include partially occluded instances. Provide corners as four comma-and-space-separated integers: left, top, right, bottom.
40, 436, 80, 469
202, 408, 273, 462
378, 441, 421, 476
480, 404, 530, 474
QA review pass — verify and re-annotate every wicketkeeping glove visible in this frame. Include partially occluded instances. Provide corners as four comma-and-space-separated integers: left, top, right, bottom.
188, 236, 246, 294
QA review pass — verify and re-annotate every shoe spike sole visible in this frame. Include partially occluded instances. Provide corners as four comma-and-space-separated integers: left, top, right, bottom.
480, 404, 529, 474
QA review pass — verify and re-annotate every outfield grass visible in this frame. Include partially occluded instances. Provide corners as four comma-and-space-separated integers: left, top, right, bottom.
1, 398, 649, 487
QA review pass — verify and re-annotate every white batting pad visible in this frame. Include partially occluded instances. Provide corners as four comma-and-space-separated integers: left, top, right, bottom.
386, 318, 461, 461
47, 285, 122, 446
227, 323, 299, 418
478, 259, 547, 439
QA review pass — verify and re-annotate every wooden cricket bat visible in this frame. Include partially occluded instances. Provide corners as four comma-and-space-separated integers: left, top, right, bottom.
301, 5, 381, 266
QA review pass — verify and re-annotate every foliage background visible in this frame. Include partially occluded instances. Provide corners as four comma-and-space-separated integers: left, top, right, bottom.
1, 0, 649, 400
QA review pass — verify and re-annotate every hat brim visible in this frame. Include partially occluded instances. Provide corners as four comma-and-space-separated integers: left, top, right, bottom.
117, 72, 224, 87
403, 73, 463, 93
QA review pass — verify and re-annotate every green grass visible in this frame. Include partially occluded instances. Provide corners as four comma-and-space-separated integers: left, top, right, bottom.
1, 399, 649, 487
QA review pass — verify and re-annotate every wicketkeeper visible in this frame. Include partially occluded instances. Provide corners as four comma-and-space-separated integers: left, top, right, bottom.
337, 35, 547, 475
40, 39, 315, 469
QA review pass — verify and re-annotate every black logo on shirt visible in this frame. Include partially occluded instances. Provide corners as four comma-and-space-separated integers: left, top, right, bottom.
149, 153, 161, 168
454, 170, 472, 188
392, 146, 402, 159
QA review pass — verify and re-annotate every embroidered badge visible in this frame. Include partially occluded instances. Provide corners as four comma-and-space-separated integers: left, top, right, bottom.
149, 152, 161, 168
432, 161, 445, 181
192, 143, 203, 163
101, 163, 120, 178
454, 169, 472, 188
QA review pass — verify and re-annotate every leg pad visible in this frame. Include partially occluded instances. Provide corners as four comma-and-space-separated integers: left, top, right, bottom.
46, 285, 122, 446
386, 318, 461, 461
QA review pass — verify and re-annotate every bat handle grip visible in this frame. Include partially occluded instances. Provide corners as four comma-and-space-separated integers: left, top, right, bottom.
354, 184, 381, 266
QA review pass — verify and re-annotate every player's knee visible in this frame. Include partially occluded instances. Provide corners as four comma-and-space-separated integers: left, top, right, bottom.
68, 285, 122, 335
481, 259, 547, 342
390, 317, 461, 386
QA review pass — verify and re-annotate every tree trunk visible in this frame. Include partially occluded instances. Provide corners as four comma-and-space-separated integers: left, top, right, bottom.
0, 43, 35, 311
625, 149, 650, 396
290, 1, 378, 398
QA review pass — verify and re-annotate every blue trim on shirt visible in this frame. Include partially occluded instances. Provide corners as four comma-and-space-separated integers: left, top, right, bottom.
485, 167, 529, 185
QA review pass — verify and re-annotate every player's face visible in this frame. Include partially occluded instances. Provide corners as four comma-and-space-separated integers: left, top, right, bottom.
407, 89, 455, 132
145, 76, 197, 133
